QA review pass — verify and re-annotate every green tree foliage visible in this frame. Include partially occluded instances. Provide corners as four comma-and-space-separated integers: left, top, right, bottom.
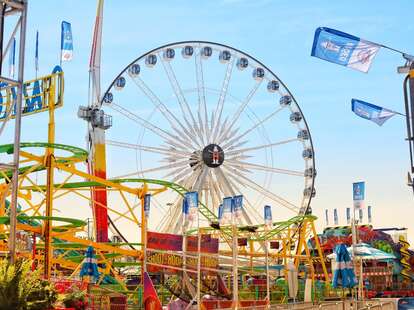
0, 259, 57, 310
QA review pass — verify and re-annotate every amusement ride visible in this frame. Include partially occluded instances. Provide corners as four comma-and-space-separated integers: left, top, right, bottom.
1, 1, 413, 309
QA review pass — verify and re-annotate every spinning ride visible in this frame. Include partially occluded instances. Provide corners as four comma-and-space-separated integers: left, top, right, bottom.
101, 41, 316, 233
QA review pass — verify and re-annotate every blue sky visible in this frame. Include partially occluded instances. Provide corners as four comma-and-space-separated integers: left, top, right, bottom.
3, 1, 414, 242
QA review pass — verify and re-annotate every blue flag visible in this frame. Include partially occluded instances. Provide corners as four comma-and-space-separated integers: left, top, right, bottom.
144, 194, 151, 218
264, 205, 272, 226
221, 197, 232, 225
35, 30, 39, 72
311, 27, 380, 73
351, 99, 397, 126
61, 21, 73, 61
353, 181, 365, 209
218, 204, 223, 221
232, 195, 243, 219
185, 191, 198, 222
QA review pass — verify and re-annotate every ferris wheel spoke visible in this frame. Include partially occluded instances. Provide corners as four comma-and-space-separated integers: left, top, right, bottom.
193, 167, 209, 191
224, 161, 252, 174
131, 76, 199, 148
226, 140, 248, 152
159, 57, 204, 147
225, 138, 299, 156
106, 139, 192, 158
108, 102, 194, 151
216, 81, 262, 144
195, 51, 211, 144
225, 159, 304, 177
222, 106, 284, 150
214, 167, 236, 197
222, 165, 299, 212
207, 171, 220, 214
164, 163, 196, 180
171, 164, 202, 184
114, 159, 190, 179
211, 58, 235, 143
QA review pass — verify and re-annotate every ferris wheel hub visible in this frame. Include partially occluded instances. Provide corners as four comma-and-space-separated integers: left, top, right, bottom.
202, 144, 224, 168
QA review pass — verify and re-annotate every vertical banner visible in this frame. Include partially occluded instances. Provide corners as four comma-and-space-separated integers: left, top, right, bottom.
144, 194, 151, 218
325, 209, 329, 226
221, 197, 232, 225
353, 181, 365, 209
333, 208, 338, 225
264, 205, 272, 226
35, 30, 39, 73
182, 197, 189, 218
367, 205, 372, 223
60, 21, 73, 62
9, 37, 16, 78
218, 204, 223, 222
359, 208, 363, 223
185, 191, 198, 223
346, 207, 351, 224
233, 195, 243, 219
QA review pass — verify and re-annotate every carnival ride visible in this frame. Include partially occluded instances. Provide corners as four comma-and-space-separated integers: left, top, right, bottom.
100, 41, 317, 233
0, 38, 333, 308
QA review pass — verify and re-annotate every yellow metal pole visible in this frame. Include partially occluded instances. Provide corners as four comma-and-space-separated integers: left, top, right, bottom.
140, 183, 147, 307
44, 76, 56, 279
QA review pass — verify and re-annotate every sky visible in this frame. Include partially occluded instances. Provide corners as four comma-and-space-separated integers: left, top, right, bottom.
2, 0, 414, 243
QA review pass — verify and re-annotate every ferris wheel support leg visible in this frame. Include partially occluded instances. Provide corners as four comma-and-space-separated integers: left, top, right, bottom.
91, 127, 109, 242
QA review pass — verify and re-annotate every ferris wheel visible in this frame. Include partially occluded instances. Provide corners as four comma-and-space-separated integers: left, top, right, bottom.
101, 41, 316, 233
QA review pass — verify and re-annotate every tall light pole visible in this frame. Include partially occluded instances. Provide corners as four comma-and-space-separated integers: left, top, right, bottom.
0, 0, 28, 263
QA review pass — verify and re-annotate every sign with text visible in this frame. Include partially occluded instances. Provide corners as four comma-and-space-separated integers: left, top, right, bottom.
147, 231, 183, 251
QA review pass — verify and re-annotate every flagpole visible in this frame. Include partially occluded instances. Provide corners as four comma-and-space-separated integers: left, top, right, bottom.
351, 204, 358, 309
197, 202, 201, 310
265, 225, 270, 307
35, 30, 38, 78
232, 206, 238, 309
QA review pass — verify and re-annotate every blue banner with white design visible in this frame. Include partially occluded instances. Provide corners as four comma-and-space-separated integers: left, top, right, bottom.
311, 27, 380, 73
144, 194, 151, 218
61, 21, 73, 61
325, 209, 329, 226
182, 197, 189, 216
353, 181, 365, 209
221, 197, 232, 225
185, 191, 198, 222
218, 204, 223, 221
352, 99, 398, 126
233, 195, 243, 219
264, 205, 272, 226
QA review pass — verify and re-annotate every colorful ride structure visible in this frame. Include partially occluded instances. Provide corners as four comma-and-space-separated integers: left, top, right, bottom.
0, 66, 330, 308
312, 224, 414, 294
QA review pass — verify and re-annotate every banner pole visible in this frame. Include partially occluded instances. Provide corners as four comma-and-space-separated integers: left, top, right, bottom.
232, 209, 238, 309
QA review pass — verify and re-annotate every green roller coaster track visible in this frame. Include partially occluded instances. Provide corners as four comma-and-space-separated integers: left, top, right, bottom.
0, 142, 218, 223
